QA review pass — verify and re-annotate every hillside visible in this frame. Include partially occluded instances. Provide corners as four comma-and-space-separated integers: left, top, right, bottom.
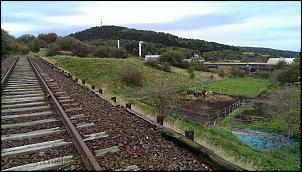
69, 25, 236, 53
69, 25, 299, 60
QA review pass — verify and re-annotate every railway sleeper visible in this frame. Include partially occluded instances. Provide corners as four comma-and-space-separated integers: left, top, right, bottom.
1, 118, 58, 129
1, 105, 51, 114
2, 155, 74, 171
1, 101, 47, 109
2, 132, 108, 157
2, 123, 99, 142
1, 111, 52, 119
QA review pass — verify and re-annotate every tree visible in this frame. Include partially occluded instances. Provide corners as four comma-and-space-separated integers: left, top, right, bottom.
147, 79, 178, 117
2, 29, 18, 56
18, 34, 35, 44
267, 85, 300, 139
38, 33, 58, 44
55, 36, 80, 51
71, 42, 91, 57
95, 46, 111, 57
273, 61, 288, 70
217, 66, 231, 78
46, 43, 61, 56
29, 38, 47, 52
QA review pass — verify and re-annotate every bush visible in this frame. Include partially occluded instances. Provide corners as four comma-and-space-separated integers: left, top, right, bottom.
29, 38, 47, 52
161, 62, 172, 72
230, 68, 245, 77
273, 61, 288, 70
95, 46, 110, 57
255, 70, 271, 79
269, 69, 282, 85
145, 60, 160, 69
188, 66, 195, 79
192, 61, 209, 72
159, 50, 189, 68
218, 66, 231, 78
55, 36, 80, 51
118, 64, 143, 87
46, 43, 61, 56
71, 42, 91, 57
110, 48, 128, 58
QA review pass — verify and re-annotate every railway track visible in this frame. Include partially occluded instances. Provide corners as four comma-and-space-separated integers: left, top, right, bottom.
1, 57, 136, 170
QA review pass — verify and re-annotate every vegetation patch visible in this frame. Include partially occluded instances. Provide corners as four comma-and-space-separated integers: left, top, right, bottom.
198, 77, 269, 98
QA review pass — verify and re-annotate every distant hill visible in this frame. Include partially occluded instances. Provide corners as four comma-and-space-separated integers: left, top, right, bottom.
69, 25, 299, 60
69, 25, 237, 52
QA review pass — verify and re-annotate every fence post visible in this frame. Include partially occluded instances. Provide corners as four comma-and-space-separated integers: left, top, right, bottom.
157, 115, 164, 125
126, 103, 131, 109
111, 96, 116, 103
185, 130, 194, 140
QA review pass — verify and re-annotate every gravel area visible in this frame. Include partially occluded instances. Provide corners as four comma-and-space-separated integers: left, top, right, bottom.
32, 57, 212, 171
1, 57, 17, 79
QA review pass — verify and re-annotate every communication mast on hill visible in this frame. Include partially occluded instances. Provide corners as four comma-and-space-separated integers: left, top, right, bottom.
101, 17, 103, 26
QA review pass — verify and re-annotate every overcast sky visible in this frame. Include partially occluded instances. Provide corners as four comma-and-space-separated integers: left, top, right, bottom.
1, 1, 301, 51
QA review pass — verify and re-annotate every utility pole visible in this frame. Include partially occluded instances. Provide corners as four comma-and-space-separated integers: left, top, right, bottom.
117, 40, 120, 50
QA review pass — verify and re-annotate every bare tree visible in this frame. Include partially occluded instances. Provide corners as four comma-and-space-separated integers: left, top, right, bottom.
267, 84, 301, 139
147, 79, 179, 116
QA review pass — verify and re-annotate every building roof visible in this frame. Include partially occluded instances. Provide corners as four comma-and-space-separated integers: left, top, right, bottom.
266, 58, 295, 65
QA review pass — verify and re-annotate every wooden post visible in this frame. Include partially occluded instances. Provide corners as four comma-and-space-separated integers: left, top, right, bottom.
126, 103, 131, 109
157, 115, 164, 125
111, 96, 116, 103
82, 80, 85, 85
92, 85, 95, 90
99, 88, 103, 94
75, 78, 78, 83
185, 130, 194, 140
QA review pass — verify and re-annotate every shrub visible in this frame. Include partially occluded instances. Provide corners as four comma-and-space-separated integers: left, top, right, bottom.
188, 66, 195, 79
29, 38, 47, 52
159, 50, 189, 68
230, 68, 245, 77
56, 36, 80, 51
46, 43, 61, 56
218, 66, 231, 78
95, 46, 111, 57
71, 42, 91, 57
273, 61, 288, 70
118, 64, 143, 87
209, 74, 214, 80
145, 60, 160, 69
269, 69, 282, 85
161, 62, 172, 72
255, 70, 271, 79
110, 48, 128, 58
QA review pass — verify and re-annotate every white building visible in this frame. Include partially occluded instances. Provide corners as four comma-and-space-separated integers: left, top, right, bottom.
266, 58, 295, 65
183, 53, 205, 63
145, 55, 160, 61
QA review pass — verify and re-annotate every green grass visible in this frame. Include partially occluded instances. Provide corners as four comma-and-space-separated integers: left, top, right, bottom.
198, 77, 270, 98
51, 55, 216, 99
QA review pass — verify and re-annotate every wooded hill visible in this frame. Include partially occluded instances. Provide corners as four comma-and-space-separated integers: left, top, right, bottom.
69, 25, 299, 61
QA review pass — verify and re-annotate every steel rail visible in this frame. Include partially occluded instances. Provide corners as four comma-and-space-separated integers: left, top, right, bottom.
27, 57, 101, 170
1, 57, 19, 88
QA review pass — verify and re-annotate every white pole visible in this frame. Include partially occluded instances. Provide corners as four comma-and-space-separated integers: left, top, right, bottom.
118, 40, 120, 50
139, 41, 142, 57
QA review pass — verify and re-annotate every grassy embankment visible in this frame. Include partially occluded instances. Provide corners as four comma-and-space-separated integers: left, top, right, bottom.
45, 55, 299, 171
